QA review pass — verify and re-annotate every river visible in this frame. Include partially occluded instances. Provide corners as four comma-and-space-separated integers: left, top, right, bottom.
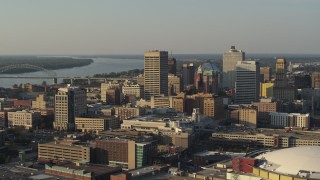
0, 57, 144, 88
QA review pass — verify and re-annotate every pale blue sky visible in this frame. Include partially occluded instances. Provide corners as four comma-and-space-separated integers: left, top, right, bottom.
0, 0, 319, 55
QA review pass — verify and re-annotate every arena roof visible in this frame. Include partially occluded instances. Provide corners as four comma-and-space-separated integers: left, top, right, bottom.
256, 146, 320, 175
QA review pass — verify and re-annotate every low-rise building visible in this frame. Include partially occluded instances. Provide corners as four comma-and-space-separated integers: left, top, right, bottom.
45, 163, 122, 180
151, 95, 170, 108
93, 138, 157, 170
122, 84, 144, 98
8, 110, 41, 129
38, 141, 90, 163
270, 112, 310, 129
75, 117, 120, 132
212, 129, 320, 148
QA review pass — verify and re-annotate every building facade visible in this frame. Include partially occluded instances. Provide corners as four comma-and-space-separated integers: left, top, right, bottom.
150, 95, 170, 109
122, 84, 144, 98
222, 46, 245, 89
182, 63, 195, 87
168, 74, 181, 96
53, 86, 87, 131
8, 110, 41, 129
235, 61, 260, 104
260, 67, 272, 82
260, 82, 274, 97
312, 72, 320, 89
239, 107, 258, 128
252, 98, 277, 128
194, 63, 221, 94
270, 112, 310, 129
38, 142, 90, 163
168, 57, 177, 75
75, 117, 120, 132
144, 50, 168, 100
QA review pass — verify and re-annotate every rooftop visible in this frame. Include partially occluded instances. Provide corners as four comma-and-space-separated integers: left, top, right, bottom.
256, 146, 320, 175
214, 128, 320, 140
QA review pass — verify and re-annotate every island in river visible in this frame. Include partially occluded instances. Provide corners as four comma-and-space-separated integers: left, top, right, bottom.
0, 56, 93, 74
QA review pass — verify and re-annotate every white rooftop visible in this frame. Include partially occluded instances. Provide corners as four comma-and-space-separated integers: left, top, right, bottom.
256, 146, 320, 175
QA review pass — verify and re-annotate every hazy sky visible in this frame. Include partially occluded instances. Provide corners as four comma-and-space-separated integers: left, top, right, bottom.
0, 0, 319, 55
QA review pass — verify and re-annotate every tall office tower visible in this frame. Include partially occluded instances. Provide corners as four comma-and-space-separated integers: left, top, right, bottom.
182, 63, 195, 87
168, 57, 177, 75
275, 58, 287, 87
274, 58, 296, 101
53, 86, 87, 131
223, 46, 245, 89
144, 50, 168, 100
260, 67, 272, 82
235, 61, 260, 104
312, 72, 320, 89
194, 63, 221, 94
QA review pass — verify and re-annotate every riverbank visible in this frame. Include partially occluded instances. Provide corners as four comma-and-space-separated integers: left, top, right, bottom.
0, 56, 93, 74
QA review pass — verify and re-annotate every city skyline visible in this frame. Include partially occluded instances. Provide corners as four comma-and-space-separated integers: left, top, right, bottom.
0, 0, 319, 55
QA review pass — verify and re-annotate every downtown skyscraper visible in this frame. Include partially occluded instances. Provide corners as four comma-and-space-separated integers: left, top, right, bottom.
223, 46, 245, 89
53, 86, 87, 131
235, 61, 260, 104
144, 50, 168, 100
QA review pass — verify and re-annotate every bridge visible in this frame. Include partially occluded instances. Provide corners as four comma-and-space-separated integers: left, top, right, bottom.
0, 64, 135, 85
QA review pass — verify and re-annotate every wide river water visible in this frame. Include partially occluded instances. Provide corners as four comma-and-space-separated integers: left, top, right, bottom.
0, 57, 144, 88
0, 54, 319, 88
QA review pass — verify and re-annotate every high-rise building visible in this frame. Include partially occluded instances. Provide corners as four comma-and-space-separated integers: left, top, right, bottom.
194, 63, 221, 94
275, 58, 287, 87
223, 46, 245, 89
168, 57, 177, 75
53, 86, 87, 131
144, 50, 168, 100
182, 63, 195, 87
235, 61, 260, 104
260, 67, 272, 82
273, 58, 296, 101
312, 72, 320, 89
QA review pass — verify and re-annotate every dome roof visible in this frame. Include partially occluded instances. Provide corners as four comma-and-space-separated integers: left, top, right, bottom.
201, 62, 221, 73
256, 146, 320, 175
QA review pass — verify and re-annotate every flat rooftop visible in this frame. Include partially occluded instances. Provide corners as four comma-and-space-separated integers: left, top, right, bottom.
215, 128, 320, 140
48, 163, 121, 175
128, 165, 166, 177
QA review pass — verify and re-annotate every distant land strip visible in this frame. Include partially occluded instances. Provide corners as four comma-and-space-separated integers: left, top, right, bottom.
0, 56, 93, 74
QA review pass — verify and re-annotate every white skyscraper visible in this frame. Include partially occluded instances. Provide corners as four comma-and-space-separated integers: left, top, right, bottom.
223, 46, 245, 89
